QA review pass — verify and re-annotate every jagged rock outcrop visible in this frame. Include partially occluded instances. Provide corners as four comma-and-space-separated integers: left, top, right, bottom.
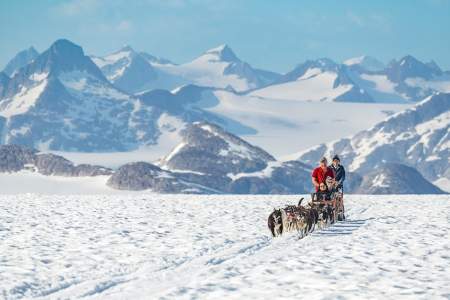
106, 162, 212, 193
0, 144, 36, 172
355, 163, 445, 194
34, 153, 111, 176
0, 144, 111, 176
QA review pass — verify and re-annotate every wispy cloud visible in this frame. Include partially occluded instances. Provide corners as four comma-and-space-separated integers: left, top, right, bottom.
55, 0, 102, 16
346, 11, 392, 32
51, 0, 134, 35
55, 0, 235, 13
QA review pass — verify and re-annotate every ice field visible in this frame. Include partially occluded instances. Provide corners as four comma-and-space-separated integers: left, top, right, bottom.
1, 194, 449, 299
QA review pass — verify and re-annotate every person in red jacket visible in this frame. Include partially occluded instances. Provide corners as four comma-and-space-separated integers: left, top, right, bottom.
311, 157, 335, 192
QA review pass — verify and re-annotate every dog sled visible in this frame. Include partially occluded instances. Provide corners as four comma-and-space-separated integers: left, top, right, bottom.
268, 191, 345, 238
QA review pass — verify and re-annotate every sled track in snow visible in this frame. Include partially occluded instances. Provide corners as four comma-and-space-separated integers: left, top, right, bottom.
312, 219, 367, 236
1, 194, 450, 299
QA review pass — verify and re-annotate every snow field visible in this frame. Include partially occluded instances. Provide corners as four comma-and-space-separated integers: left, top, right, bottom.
1, 195, 449, 299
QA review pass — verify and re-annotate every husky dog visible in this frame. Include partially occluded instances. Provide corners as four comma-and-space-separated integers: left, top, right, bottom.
268, 198, 318, 238
268, 208, 283, 237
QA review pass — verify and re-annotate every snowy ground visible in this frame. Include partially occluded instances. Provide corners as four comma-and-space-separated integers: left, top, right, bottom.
0, 173, 130, 195
1, 195, 449, 299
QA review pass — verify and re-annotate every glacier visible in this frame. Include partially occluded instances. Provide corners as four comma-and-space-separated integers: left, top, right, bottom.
0, 194, 449, 299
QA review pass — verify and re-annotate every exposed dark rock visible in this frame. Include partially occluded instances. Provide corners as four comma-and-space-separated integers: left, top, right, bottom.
0, 144, 112, 177
0, 144, 36, 172
355, 163, 445, 194
106, 161, 211, 193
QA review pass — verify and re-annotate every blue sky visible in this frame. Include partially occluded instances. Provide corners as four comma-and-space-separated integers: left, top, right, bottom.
1, 0, 450, 72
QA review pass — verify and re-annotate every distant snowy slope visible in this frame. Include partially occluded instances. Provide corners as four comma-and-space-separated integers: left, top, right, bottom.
139, 51, 174, 65
92, 44, 280, 93
91, 46, 187, 94
297, 93, 450, 190
251, 58, 373, 103
91, 46, 158, 93
343, 55, 385, 72
153, 45, 280, 92
250, 55, 450, 103
199, 89, 410, 158
23, 80, 411, 165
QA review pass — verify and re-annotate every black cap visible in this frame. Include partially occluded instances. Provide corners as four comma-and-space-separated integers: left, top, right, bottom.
332, 155, 340, 161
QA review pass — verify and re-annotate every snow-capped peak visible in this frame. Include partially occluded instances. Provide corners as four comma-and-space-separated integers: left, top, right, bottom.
139, 52, 173, 65
203, 44, 239, 62
90, 45, 159, 93
386, 55, 443, 82
102, 46, 136, 63
31, 39, 107, 81
396, 56, 442, 75
343, 55, 385, 72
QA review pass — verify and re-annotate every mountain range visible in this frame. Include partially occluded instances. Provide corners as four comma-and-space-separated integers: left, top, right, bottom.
0, 39, 448, 193
0, 39, 158, 151
251, 55, 450, 103
0, 119, 445, 194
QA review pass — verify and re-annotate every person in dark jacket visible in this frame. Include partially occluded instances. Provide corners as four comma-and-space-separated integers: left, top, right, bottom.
330, 154, 346, 220
330, 155, 345, 191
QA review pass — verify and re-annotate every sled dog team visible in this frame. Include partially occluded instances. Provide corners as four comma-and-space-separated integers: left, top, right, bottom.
268, 155, 346, 237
